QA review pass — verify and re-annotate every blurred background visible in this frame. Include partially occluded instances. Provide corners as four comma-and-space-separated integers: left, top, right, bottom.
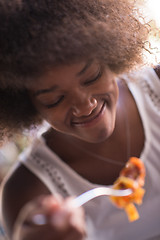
141, 0, 160, 64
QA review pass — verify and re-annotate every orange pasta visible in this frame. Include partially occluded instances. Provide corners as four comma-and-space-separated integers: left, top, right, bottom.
110, 157, 146, 222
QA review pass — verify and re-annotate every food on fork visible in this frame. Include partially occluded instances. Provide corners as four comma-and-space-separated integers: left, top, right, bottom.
110, 157, 146, 222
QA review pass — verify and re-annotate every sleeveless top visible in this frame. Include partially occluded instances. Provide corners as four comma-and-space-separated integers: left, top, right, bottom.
19, 67, 160, 240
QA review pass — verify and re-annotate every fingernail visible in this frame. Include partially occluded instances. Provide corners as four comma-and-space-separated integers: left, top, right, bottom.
31, 214, 47, 225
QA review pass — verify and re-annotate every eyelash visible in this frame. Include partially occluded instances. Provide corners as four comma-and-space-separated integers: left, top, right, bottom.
45, 95, 64, 109
84, 69, 102, 85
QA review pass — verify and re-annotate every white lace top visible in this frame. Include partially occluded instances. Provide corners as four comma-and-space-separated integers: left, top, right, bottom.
20, 67, 160, 240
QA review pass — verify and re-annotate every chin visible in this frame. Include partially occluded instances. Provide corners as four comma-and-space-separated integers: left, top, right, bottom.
93, 128, 113, 143
77, 127, 115, 144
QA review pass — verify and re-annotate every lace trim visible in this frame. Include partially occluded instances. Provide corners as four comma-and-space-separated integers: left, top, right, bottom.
30, 154, 70, 197
141, 79, 160, 112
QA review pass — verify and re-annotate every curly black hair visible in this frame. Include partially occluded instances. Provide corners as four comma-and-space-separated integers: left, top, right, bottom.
0, 0, 148, 141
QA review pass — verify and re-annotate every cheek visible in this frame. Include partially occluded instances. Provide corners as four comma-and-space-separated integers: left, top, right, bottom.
112, 79, 119, 102
116, 84, 119, 102
40, 108, 68, 129
42, 111, 61, 124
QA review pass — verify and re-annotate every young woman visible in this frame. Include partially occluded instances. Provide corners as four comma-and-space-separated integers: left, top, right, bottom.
0, 0, 160, 239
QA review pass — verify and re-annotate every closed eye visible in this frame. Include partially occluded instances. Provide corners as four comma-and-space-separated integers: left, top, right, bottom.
45, 95, 64, 109
84, 69, 102, 85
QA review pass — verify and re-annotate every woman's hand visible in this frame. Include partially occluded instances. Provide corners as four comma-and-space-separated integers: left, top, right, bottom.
12, 195, 86, 240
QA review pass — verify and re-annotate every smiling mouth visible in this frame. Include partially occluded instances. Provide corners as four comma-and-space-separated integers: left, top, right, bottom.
71, 101, 106, 127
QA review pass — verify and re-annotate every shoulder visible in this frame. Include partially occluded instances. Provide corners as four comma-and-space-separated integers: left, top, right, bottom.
1, 163, 50, 237
154, 65, 160, 79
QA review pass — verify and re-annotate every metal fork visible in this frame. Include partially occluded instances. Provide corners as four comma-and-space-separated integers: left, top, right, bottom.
72, 187, 132, 207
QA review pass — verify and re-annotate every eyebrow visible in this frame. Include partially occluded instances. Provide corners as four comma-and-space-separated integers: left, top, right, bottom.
34, 60, 93, 97
76, 59, 93, 76
34, 85, 58, 97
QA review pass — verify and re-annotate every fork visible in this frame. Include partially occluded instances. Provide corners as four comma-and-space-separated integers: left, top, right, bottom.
72, 187, 132, 207
31, 187, 132, 225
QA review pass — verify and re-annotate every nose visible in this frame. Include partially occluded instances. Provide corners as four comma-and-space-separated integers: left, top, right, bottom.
72, 95, 98, 117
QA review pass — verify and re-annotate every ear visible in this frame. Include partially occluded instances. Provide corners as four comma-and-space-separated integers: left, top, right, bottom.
154, 65, 160, 80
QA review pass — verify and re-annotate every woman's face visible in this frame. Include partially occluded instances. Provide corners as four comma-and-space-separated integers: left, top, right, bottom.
29, 61, 119, 143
